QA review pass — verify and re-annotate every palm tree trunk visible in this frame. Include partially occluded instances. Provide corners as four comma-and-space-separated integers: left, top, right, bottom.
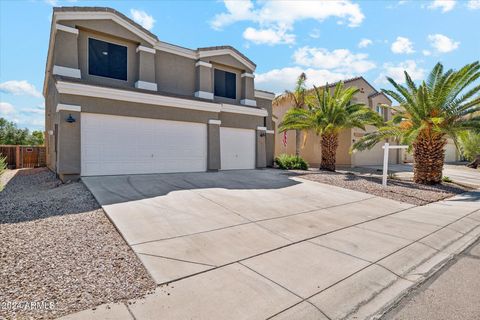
413, 133, 446, 184
320, 133, 338, 171
295, 130, 301, 156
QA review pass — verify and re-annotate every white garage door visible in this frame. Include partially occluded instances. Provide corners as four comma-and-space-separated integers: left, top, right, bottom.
81, 113, 207, 176
354, 142, 397, 166
220, 127, 255, 170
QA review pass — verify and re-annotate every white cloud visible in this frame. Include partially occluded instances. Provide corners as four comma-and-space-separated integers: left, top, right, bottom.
375, 60, 425, 84
0, 101, 44, 130
309, 28, 320, 39
428, 0, 456, 12
243, 27, 295, 45
391, 36, 415, 54
0, 80, 42, 98
130, 9, 155, 31
211, 0, 364, 45
468, 0, 480, 9
422, 50, 432, 56
293, 47, 376, 73
255, 67, 353, 94
0, 102, 15, 115
358, 38, 372, 48
44, 0, 77, 5
428, 34, 460, 53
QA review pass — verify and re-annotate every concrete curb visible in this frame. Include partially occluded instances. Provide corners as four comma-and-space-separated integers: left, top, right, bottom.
347, 225, 480, 320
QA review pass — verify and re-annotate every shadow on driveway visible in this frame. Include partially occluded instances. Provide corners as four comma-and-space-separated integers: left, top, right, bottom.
82, 169, 301, 206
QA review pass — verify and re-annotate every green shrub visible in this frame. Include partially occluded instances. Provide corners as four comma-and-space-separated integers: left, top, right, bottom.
442, 176, 453, 183
459, 131, 480, 161
0, 155, 6, 175
275, 154, 308, 170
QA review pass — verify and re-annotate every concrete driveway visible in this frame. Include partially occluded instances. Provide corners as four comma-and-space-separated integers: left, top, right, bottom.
81, 169, 480, 320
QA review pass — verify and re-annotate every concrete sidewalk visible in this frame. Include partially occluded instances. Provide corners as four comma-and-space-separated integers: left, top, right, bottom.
62, 184, 480, 320
361, 163, 480, 189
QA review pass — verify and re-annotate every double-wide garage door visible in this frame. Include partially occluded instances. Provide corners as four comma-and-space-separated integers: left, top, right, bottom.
81, 113, 256, 176
81, 113, 207, 176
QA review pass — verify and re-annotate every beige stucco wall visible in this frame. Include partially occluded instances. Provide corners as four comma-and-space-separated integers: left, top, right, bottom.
47, 12, 273, 179
54, 19, 255, 102
77, 29, 139, 88
156, 51, 196, 96
273, 78, 397, 167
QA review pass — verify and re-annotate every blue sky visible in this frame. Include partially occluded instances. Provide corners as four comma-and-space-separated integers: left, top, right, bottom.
0, 0, 479, 131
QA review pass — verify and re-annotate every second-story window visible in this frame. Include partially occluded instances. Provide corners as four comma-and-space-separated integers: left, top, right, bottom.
88, 38, 127, 81
214, 69, 236, 99
376, 104, 383, 116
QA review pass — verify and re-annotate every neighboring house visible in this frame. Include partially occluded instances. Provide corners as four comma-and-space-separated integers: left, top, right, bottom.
401, 139, 460, 163
44, 7, 275, 181
273, 76, 400, 167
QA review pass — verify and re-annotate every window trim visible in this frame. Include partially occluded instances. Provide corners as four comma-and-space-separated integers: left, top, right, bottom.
213, 67, 238, 100
87, 36, 128, 82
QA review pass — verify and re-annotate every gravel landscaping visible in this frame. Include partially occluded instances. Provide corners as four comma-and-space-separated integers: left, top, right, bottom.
291, 169, 471, 206
0, 168, 156, 319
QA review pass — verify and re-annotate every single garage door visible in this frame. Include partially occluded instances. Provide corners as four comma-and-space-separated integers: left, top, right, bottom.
81, 113, 207, 176
220, 127, 255, 170
354, 142, 397, 166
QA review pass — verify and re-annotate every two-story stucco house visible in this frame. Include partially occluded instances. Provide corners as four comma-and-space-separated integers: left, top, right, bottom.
44, 7, 275, 181
273, 76, 400, 167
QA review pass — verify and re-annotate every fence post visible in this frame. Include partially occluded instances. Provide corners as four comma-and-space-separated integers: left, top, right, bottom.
15, 145, 21, 169
382, 142, 389, 187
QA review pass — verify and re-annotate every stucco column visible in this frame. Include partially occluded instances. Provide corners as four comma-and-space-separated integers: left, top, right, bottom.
56, 105, 81, 182
207, 119, 221, 171
240, 73, 256, 107
52, 24, 81, 78
265, 129, 275, 167
195, 61, 214, 100
135, 45, 157, 91
256, 126, 267, 168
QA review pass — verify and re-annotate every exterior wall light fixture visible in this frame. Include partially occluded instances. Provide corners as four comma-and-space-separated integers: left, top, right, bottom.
66, 114, 76, 123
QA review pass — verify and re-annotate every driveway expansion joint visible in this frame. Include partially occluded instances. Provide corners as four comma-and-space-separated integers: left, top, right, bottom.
78, 172, 479, 320
135, 252, 217, 267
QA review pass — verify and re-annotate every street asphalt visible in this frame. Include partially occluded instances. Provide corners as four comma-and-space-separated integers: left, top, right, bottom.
383, 239, 480, 320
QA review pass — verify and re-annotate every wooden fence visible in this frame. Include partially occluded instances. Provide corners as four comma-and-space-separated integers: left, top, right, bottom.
0, 145, 46, 169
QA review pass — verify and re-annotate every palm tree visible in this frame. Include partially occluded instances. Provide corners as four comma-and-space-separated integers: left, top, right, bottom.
274, 73, 308, 156
279, 82, 383, 171
353, 62, 480, 184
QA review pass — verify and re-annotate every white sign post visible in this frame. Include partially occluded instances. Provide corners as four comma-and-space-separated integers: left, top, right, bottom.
382, 142, 409, 186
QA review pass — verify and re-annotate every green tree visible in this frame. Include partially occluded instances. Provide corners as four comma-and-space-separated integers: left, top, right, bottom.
353, 62, 480, 184
0, 117, 44, 145
279, 82, 382, 171
274, 73, 309, 156
0, 118, 28, 145
26, 130, 44, 146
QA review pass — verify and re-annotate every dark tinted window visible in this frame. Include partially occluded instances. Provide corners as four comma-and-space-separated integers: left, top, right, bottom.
88, 38, 127, 81
214, 69, 236, 99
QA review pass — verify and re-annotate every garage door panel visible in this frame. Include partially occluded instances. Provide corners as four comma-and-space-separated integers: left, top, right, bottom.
220, 127, 255, 170
81, 113, 207, 176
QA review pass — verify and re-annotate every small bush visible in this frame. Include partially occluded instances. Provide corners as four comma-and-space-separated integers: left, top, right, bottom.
442, 176, 453, 183
459, 131, 480, 161
0, 155, 6, 175
275, 154, 308, 170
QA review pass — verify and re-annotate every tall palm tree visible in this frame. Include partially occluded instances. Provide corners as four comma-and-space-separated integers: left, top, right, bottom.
353, 62, 480, 184
279, 82, 383, 171
274, 73, 308, 156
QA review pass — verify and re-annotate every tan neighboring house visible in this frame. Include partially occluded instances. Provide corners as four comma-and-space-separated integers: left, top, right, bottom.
401, 139, 460, 163
44, 7, 275, 182
273, 76, 400, 167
